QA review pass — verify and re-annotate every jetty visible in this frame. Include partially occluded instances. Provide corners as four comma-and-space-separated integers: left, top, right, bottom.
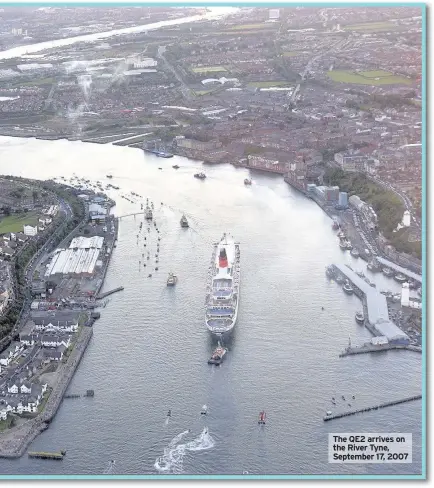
340, 343, 422, 357
323, 395, 422, 421
28, 450, 66, 460
96, 286, 124, 300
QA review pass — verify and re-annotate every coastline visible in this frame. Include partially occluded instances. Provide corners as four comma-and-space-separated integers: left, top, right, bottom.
0, 183, 118, 459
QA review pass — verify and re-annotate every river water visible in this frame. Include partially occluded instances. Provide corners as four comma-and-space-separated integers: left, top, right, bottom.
0, 137, 422, 476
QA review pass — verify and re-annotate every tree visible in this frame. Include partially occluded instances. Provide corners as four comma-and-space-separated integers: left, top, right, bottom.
32, 190, 39, 202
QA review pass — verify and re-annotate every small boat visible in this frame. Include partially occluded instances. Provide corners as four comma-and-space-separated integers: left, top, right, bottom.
332, 217, 340, 230
335, 275, 344, 285
155, 267, 159, 271
369, 282, 376, 288
346, 240, 353, 250
342, 395, 345, 401
208, 344, 228, 365
201, 405, 208, 415
355, 311, 364, 324
167, 410, 171, 417
172, 165, 180, 169
382, 267, 394, 277
180, 215, 189, 228
355, 270, 365, 278
258, 411, 266, 425
158, 167, 162, 170
339, 239, 347, 250
148, 274, 152, 278
106, 174, 113, 179
343, 281, 354, 295
394, 273, 407, 283
352, 395, 355, 400
145, 207, 153, 220
244, 178, 252, 185
167, 273, 178, 286
350, 248, 360, 258
194, 172, 206, 180
326, 411, 332, 417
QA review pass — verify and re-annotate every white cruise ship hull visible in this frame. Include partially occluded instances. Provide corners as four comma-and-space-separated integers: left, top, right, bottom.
205, 235, 240, 337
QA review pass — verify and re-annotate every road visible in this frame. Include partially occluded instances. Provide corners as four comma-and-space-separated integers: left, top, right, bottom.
157, 45, 193, 100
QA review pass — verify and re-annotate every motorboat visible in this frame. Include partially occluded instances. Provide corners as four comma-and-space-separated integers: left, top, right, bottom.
145, 207, 153, 220
172, 165, 180, 169
355, 311, 365, 324
201, 405, 208, 415
244, 178, 252, 185
343, 281, 354, 295
350, 248, 360, 258
180, 215, 189, 228
106, 174, 113, 179
382, 267, 394, 277
208, 345, 228, 365
194, 172, 206, 180
258, 411, 266, 425
394, 273, 408, 283
167, 273, 178, 286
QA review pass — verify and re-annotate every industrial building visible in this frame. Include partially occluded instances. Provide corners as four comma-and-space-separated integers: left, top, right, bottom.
44, 236, 104, 277
333, 263, 409, 345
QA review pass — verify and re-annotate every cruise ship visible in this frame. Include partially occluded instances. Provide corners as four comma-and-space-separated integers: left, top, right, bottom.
205, 234, 240, 337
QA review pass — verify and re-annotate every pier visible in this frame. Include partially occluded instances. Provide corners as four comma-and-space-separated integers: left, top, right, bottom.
28, 450, 65, 460
323, 395, 422, 421
340, 343, 422, 357
96, 286, 124, 300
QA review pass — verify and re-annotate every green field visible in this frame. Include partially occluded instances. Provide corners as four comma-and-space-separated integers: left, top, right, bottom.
327, 70, 412, 86
191, 66, 227, 73
0, 212, 39, 234
282, 51, 303, 57
247, 80, 291, 88
343, 21, 396, 31
231, 23, 271, 30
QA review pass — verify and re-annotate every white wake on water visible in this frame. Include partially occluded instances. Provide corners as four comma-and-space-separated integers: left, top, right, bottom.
154, 427, 215, 473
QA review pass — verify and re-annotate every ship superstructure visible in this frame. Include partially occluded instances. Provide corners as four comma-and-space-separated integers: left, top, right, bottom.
205, 234, 240, 336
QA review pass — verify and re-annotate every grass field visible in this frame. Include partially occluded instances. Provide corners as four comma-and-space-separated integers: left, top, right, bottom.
191, 66, 227, 73
193, 89, 214, 96
247, 80, 291, 88
230, 23, 271, 30
343, 21, 396, 31
0, 212, 39, 234
327, 70, 412, 86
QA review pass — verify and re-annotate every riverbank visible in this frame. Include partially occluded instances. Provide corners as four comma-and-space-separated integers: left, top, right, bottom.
0, 326, 93, 458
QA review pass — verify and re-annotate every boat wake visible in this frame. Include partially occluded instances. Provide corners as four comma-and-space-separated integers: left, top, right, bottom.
154, 427, 215, 474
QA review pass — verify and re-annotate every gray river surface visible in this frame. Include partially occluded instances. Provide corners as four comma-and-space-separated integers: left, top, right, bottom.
0, 137, 422, 476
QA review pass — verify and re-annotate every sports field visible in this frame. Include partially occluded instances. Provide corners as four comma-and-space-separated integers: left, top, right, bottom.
0, 212, 39, 234
327, 70, 412, 86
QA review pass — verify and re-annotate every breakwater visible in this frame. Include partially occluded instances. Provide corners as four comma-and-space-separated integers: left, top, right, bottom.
323, 395, 422, 422
96, 286, 124, 300
340, 343, 422, 357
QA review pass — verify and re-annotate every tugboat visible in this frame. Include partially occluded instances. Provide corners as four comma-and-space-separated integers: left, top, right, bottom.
258, 411, 266, 425
145, 207, 153, 220
350, 247, 360, 258
208, 344, 228, 365
180, 215, 189, 228
394, 273, 407, 283
382, 267, 394, 278
194, 172, 206, 180
343, 280, 354, 295
355, 311, 365, 324
167, 272, 178, 286
244, 178, 252, 185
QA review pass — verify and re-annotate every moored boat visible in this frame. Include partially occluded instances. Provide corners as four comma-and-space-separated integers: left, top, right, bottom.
382, 267, 394, 277
355, 311, 365, 324
394, 273, 408, 283
350, 247, 360, 258
145, 207, 153, 220
343, 280, 354, 295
